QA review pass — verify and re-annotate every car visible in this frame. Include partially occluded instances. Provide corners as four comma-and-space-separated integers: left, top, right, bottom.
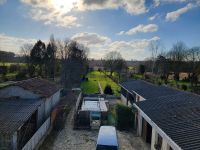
96, 126, 119, 150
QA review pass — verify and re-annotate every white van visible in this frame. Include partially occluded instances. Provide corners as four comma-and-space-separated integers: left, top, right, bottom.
96, 126, 119, 150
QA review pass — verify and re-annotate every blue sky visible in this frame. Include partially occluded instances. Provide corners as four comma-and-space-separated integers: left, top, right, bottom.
0, 0, 200, 60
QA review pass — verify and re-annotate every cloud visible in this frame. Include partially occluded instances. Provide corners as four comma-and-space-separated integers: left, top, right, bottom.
166, 3, 194, 22
118, 24, 158, 35
0, 0, 6, 5
153, 0, 160, 7
76, 0, 148, 15
116, 31, 125, 35
71, 32, 160, 60
105, 36, 160, 60
72, 32, 111, 47
0, 33, 37, 53
20, 0, 80, 28
149, 13, 160, 21
20, 0, 149, 28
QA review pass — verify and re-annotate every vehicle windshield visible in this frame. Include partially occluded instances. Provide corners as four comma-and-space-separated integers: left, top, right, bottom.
96, 145, 118, 150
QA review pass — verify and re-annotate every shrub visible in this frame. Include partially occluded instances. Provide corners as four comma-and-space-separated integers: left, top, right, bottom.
16, 70, 27, 80
157, 81, 162, 85
0, 66, 7, 76
115, 103, 134, 130
182, 84, 187, 91
104, 84, 113, 95
9, 65, 18, 73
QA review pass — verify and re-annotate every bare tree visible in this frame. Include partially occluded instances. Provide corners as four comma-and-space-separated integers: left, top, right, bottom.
186, 47, 200, 87
167, 41, 187, 83
104, 51, 123, 76
149, 40, 161, 73
20, 44, 34, 77
58, 39, 88, 87
45, 34, 57, 79
20, 44, 33, 59
103, 51, 127, 82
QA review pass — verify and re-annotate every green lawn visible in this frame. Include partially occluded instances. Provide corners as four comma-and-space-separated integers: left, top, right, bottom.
0, 62, 26, 66
1, 73, 17, 77
0, 81, 16, 88
81, 71, 120, 96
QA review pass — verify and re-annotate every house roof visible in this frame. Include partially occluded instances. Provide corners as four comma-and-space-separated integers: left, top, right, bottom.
0, 98, 42, 135
136, 93, 200, 150
120, 80, 180, 99
14, 78, 60, 98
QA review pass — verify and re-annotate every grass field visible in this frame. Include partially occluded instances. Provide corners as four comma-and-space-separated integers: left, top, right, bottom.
0, 62, 26, 66
81, 71, 120, 96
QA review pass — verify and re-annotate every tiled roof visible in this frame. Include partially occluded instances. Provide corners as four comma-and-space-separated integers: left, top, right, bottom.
120, 80, 180, 99
136, 93, 200, 150
0, 98, 42, 135
15, 78, 60, 98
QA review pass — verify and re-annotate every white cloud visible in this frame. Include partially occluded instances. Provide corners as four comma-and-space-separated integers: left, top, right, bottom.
20, 0, 148, 28
0, 34, 37, 53
116, 31, 125, 35
76, 0, 148, 15
161, 0, 186, 3
105, 36, 160, 60
118, 24, 158, 35
0, 0, 6, 5
72, 32, 111, 48
71, 32, 160, 60
166, 3, 194, 22
20, 0, 80, 28
149, 13, 159, 21
153, 0, 160, 7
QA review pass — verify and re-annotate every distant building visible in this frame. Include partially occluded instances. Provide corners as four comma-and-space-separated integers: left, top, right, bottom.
120, 80, 200, 150
0, 78, 61, 150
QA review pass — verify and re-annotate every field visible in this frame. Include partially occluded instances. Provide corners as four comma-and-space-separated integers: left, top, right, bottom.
81, 71, 120, 96
0, 62, 26, 66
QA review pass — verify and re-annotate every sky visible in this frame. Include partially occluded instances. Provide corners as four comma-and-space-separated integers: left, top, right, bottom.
0, 0, 200, 60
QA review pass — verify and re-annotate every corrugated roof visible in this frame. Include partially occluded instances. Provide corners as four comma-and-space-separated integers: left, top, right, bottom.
120, 80, 180, 99
0, 98, 42, 135
136, 93, 200, 150
14, 77, 60, 98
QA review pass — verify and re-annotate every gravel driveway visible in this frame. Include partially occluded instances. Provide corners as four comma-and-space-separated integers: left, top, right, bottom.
40, 106, 150, 150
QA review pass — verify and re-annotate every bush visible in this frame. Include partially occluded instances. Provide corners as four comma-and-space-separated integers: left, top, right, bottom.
9, 65, 18, 73
157, 81, 162, 85
16, 70, 27, 80
0, 66, 7, 75
182, 84, 187, 91
115, 103, 134, 130
104, 84, 113, 95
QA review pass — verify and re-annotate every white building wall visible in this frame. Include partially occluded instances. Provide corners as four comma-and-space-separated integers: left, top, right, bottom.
134, 104, 181, 150
151, 128, 158, 150
44, 90, 60, 118
137, 112, 142, 136
0, 86, 39, 99
22, 117, 50, 150
121, 94, 127, 105
37, 101, 45, 128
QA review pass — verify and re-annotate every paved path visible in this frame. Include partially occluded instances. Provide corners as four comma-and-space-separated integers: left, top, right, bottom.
98, 81, 104, 94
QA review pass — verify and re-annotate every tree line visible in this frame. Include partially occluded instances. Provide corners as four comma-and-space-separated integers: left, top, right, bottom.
141, 41, 200, 91
20, 35, 88, 87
